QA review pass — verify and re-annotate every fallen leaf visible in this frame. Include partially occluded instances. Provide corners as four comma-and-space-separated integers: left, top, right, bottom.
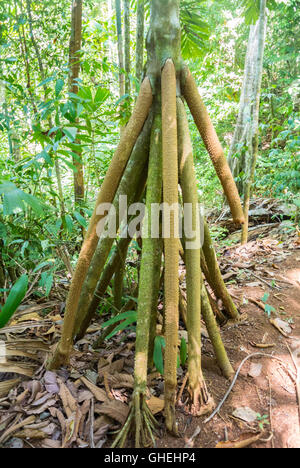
80, 377, 107, 402
249, 342, 275, 349
27, 399, 57, 415
270, 318, 292, 337
0, 379, 20, 398
216, 431, 262, 448
146, 396, 165, 415
44, 371, 59, 394
0, 362, 35, 377
0, 416, 36, 444
97, 400, 129, 425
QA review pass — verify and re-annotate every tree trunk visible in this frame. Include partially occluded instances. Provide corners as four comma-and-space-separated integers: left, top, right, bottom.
115, 0, 125, 99
69, 0, 85, 206
124, 0, 131, 97
227, 0, 267, 243
135, 0, 145, 85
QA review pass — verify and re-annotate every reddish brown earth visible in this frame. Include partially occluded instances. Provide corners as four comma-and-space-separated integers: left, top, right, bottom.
157, 247, 300, 449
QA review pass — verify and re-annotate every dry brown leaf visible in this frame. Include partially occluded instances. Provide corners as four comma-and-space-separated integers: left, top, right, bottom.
270, 318, 292, 337
49, 407, 66, 435
98, 358, 125, 379
27, 398, 57, 415
216, 431, 263, 448
41, 439, 61, 448
97, 400, 129, 425
80, 376, 107, 402
0, 415, 36, 444
0, 379, 20, 398
14, 429, 47, 440
0, 362, 35, 377
62, 409, 82, 448
11, 312, 42, 324
108, 373, 134, 389
43, 325, 56, 335
146, 396, 165, 415
59, 380, 78, 418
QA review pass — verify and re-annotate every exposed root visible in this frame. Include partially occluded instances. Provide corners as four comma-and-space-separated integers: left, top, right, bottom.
111, 392, 159, 448
47, 342, 69, 370
187, 377, 215, 417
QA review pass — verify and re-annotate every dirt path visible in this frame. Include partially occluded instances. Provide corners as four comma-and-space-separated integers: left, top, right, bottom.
158, 248, 300, 449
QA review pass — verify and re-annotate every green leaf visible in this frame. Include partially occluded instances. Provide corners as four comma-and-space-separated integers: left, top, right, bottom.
265, 304, 276, 317
21, 193, 44, 216
33, 260, 54, 273
74, 211, 88, 228
63, 127, 78, 142
180, 337, 187, 366
94, 87, 109, 104
0, 183, 44, 216
55, 79, 64, 97
105, 315, 137, 341
37, 76, 56, 88
261, 293, 270, 304
64, 215, 74, 233
40, 271, 53, 296
101, 310, 137, 329
0, 275, 28, 328
153, 336, 166, 375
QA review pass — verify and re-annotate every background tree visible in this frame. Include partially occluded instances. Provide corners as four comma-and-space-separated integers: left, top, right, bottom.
227, 0, 267, 243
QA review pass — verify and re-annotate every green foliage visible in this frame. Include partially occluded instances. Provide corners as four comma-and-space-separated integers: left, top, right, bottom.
180, 0, 210, 59
101, 310, 137, 340
180, 337, 188, 367
0, 274, 28, 328
153, 335, 186, 374
153, 335, 165, 375
0, 182, 44, 216
241, 0, 277, 25
261, 293, 276, 317
256, 413, 270, 430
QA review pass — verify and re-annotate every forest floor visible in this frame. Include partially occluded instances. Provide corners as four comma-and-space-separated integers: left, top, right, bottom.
0, 217, 300, 449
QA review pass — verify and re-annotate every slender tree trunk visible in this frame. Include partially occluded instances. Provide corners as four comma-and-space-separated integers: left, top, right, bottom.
115, 0, 125, 99
15, 0, 38, 116
69, 0, 85, 206
241, 0, 267, 244
124, 0, 131, 97
135, 0, 145, 85
226, 0, 267, 243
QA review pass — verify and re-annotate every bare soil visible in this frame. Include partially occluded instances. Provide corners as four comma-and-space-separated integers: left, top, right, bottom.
157, 247, 300, 449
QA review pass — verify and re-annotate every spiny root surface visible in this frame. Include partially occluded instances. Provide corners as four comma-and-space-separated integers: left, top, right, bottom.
111, 393, 159, 448
187, 379, 215, 417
